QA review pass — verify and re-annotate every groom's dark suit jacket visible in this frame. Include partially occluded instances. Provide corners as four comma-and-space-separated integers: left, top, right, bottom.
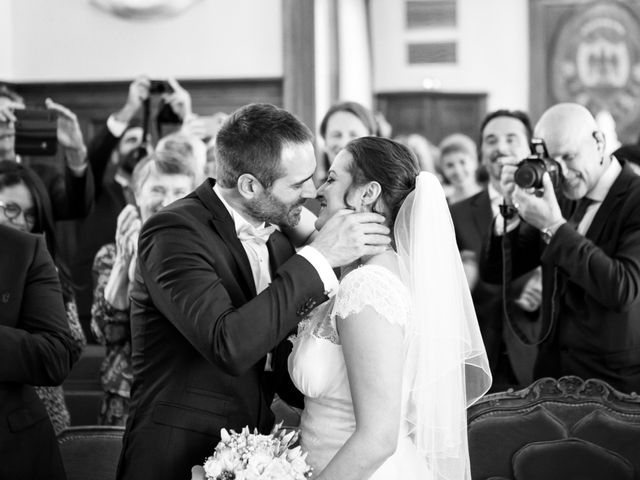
117, 179, 327, 480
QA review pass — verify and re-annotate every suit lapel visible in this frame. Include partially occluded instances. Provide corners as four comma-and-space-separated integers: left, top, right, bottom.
195, 180, 257, 297
586, 164, 634, 243
267, 230, 295, 275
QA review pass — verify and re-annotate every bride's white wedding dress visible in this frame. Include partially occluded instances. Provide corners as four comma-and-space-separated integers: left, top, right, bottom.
288, 263, 432, 479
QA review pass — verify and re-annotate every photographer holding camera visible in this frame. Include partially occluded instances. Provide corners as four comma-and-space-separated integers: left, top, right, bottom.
0, 86, 93, 221
480, 102, 640, 394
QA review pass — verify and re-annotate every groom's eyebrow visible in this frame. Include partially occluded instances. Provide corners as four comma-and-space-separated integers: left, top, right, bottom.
292, 173, 314, 187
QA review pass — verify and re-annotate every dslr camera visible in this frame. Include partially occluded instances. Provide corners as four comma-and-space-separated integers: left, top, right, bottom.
514, 138, 563, 194
149, 80, 173, 95
148, 79, 181, 126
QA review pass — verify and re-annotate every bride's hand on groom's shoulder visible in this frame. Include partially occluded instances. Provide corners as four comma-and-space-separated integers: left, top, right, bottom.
310, 209, 391, 268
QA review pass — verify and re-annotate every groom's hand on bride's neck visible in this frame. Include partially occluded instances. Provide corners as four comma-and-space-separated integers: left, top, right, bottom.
309, 210, 391, 268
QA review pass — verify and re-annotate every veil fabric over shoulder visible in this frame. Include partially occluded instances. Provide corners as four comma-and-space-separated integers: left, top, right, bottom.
395, 172, 492, 480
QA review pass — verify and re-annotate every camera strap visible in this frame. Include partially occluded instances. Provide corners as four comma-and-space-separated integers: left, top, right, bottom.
141, 97, 151, 146
500, 212, 555, 347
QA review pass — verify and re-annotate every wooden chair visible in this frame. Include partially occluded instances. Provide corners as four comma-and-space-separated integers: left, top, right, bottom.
57, 425, 125, 480
467, 376, 640, 480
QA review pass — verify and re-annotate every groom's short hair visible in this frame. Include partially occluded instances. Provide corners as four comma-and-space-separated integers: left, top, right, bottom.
214, 103, 314, 189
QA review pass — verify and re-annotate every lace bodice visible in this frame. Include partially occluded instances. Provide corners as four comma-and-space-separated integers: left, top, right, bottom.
288, 264, 429, 477
291, 264, 412, 347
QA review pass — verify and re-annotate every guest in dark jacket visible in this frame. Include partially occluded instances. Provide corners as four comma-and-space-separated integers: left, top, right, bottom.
0, 224, 79, 480
451, 110, 541, 391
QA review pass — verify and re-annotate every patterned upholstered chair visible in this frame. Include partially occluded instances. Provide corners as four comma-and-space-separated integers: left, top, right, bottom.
57, 425, 125, 480
467, 376, 640, 480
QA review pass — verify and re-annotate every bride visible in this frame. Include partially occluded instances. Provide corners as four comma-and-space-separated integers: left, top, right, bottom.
288, 136, 492, 479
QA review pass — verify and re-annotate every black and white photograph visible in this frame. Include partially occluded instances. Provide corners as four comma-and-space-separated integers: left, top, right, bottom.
1, 1, 640, 479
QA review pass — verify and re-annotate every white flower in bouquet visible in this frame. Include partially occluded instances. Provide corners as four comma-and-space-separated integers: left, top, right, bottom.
261, 457, 293, 479
201, 422, 312, 480
246, 450, 273, 472
203, 458, 223, 478
217, 448, 242, 471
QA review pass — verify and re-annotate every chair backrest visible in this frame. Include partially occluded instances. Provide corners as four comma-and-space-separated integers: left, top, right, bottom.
467, 376, 640, 480
57, 425, 125, 480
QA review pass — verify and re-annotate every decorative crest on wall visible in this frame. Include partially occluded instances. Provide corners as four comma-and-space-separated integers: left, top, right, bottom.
549, 1, 640, 140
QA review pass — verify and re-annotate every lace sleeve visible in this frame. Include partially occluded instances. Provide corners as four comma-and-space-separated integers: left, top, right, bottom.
331, 265, 411, 327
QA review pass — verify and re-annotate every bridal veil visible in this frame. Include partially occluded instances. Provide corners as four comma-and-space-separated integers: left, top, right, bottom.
395, 172, 492, 480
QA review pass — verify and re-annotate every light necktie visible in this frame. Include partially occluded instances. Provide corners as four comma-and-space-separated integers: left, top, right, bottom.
237, 222, 277, 372
237, 223, 277, 244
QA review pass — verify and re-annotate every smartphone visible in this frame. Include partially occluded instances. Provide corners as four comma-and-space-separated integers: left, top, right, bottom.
14, 109, 58, 156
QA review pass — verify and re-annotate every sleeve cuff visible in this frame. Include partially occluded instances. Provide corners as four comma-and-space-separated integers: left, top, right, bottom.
107, 114, 129, 138
297, 246, 339, 297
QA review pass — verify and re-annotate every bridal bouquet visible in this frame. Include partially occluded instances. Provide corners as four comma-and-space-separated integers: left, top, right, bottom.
201, 422, 313, 480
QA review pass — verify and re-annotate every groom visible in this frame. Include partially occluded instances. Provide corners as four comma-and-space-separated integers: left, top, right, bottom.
116, 103, 390, 480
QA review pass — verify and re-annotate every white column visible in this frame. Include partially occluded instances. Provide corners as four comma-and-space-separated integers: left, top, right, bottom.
336, 0, 373, 108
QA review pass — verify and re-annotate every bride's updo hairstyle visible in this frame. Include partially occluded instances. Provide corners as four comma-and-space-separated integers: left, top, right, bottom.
343, 136, 419, 228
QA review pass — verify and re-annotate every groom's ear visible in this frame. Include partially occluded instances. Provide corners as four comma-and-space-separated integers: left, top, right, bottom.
360, 181, 382, 207
237, 173, 263, 199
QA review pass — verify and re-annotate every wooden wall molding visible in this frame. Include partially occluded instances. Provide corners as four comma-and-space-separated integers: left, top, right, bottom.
12, 78, 283, 142
376, 91, 487, 145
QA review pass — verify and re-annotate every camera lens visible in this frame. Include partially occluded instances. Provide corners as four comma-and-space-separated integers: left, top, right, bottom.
514, 163, 541, 189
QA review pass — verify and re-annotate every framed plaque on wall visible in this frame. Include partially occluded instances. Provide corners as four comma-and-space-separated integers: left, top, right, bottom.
530, 0, 640, 143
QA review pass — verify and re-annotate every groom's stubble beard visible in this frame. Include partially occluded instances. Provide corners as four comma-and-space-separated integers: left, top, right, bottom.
244, 188, 305, 228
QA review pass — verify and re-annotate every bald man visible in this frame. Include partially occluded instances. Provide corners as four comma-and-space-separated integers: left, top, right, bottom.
480, 102, 640, 394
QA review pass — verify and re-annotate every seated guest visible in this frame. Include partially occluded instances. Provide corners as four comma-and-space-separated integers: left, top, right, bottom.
91, 151, 197, 426
480, 103, 640, 394
0, 160, 86, 433
0, 223, 79, 480
0, 85, 94, 221
438, 133, 485, 204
